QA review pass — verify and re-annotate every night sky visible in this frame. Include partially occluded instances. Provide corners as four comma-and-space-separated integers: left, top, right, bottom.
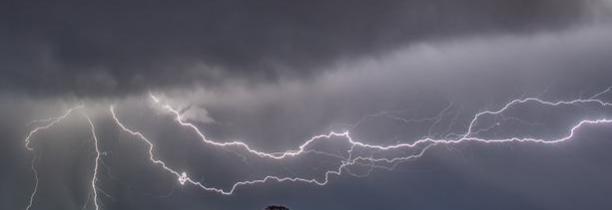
2, 1, 612, 210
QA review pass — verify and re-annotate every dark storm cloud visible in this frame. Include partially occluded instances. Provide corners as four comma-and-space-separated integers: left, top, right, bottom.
0, 0, 597, 97
2, 1, 612, 208
155, 24, 612, 150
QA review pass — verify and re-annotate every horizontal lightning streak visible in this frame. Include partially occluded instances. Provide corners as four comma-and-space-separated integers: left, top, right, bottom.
106, 87, 612, 195
23, 86, 612, 207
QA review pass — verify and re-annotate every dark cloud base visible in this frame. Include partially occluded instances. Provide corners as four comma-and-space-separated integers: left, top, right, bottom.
1, 0, 591, 97
2, 1, 612, 210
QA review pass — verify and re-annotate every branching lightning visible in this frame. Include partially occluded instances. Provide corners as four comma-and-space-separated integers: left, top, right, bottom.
24, 106, 83, 151
23, 86, 612, 208
24, 107, 101, 210
24, 106, 82, 210
109, 87, 612, 195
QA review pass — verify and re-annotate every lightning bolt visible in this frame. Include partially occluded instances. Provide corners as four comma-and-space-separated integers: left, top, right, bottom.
105, 87, 612, 195
23, 107, 102, 210
26, 154, 39, 210
83, 113, 101, 210
24, 106, 81, 210
22, 86, 612, 208
24, 106, 83, 151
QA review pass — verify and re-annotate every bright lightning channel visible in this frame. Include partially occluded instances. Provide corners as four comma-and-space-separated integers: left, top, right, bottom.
107, 87, 612, 195
83, 113, 101, 210
23, 86, 612, 209
24, 107, 101, 210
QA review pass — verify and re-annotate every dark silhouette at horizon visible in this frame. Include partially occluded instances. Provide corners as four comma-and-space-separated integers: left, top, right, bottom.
265, 205, 290, 210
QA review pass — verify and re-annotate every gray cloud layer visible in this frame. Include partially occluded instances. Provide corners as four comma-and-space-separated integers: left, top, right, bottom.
150, 23, 612, 148
0, 0, 602, 97
3, 2, 612, 209
5, 23, 611, 209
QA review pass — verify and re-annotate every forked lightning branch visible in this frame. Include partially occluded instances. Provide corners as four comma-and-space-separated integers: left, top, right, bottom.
23, 87, 612, 210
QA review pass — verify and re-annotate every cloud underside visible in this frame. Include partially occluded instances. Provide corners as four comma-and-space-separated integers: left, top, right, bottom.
1, 0, 606, 97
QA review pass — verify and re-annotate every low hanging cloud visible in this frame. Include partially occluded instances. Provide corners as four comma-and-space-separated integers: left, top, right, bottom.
3, 2, 612, 210
144, 23, 612, 150
0, 0, 606, 97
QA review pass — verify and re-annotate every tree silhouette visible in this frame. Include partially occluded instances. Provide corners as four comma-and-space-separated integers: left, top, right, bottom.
265, 205, 290, 210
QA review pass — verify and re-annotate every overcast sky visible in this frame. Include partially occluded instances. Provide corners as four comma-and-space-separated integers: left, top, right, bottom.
2, 1, 612, 210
